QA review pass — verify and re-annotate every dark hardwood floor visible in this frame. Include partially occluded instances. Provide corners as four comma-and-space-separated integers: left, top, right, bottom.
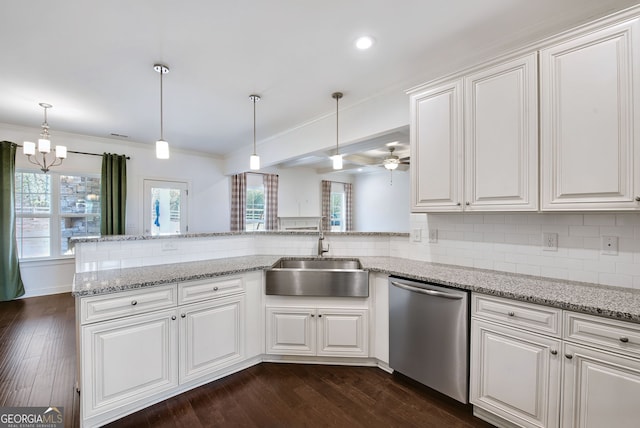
1, 293, 493, 428
0, 293, 79, 428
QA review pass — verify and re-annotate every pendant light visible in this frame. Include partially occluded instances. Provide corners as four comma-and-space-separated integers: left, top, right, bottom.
330, 92, 343, 170
23, 103, 67, 173
249, 94, 261, 170
154, 64, 170, 159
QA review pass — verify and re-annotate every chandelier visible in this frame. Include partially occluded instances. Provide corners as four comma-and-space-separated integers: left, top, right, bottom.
23, 103, 67, 173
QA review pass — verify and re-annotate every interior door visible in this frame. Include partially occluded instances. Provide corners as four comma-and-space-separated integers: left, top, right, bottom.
143, 179, 188, 235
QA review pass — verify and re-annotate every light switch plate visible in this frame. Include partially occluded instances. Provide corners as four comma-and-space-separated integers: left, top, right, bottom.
542, 233, 558, 251
411, 229, 422, 242
428, 229, 438, 243
601, 236, 618, 255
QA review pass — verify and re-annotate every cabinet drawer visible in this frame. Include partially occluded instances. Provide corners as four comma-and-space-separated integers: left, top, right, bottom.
178, 276, 244, 305
472, 293, 562, 336
80, 284, 178, 324
564, 312, 640, 358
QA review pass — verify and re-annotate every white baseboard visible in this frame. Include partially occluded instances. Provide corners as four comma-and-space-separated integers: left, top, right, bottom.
21, 284, 72, 299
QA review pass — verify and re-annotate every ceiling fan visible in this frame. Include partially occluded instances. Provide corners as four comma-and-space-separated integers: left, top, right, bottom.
382, 147, 410, 171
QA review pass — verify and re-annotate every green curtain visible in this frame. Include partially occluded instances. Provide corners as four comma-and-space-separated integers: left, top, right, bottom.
0, 141, 25, 300
100, 153, 127, 235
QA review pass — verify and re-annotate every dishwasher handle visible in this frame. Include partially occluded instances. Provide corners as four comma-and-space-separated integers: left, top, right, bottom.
390, 281, 464, 300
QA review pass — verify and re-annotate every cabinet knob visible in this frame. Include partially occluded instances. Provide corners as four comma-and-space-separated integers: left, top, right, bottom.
213, 287, 219, 291
131, 300, 138, 306
181, 313, 186, 318
318, 314, 322, 318
550, 349, 558, 355
620, 336, 630, 343
465, 202, 470, 206
565, 353, 573, 359
507, 311, 515, 317
456, 202, 461, 206
635, 196, 640, 202
171, 315, 176, 320
310, 314, 315, 318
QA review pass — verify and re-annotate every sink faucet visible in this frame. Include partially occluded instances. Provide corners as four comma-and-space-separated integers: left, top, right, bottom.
317, 218, 329, 256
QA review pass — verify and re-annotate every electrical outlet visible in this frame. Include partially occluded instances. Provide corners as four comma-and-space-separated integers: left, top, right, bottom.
428, 229, 438, 243
411, 229, 422, 242
601, 236, 619, 255
542, 232, 558, 251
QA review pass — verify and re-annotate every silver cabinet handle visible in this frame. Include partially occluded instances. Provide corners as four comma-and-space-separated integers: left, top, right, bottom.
620, 337, 629, 343
213, 286, 219, 291
171, 315, 176, 320
550, 349, 558, 355
131, 300, 138, 306
181, 313, 186, 318
390, 281, 464, 300
565, 353, 573, 359
507, 311, 515, 317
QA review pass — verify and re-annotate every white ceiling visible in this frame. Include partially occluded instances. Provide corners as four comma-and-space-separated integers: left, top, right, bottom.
1, 0, 637, 157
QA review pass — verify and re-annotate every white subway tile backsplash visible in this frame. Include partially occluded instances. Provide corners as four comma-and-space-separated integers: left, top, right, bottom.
516, 264, 541, 276
599, 272, 633, 288
569, 225, 600, 237
584, 214, 616, 226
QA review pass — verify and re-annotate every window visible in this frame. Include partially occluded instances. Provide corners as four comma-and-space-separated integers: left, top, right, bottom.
330, 182, 346, 232
15, 171, 100, 259
245, 173, 264, 231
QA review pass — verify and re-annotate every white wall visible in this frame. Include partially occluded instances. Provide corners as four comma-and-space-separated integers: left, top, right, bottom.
404, 212, 640, 289
353, 170, 410, 232
1, 122, 230, 296
272, 166, 353, 217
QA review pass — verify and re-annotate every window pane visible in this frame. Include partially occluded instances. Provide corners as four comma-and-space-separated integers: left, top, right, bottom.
60, 215, 100, 255
15, 173, 51, 214
330, 192, 345, 232
16, 217, 50, 258
150, 187, 181, 235
246, 186, 264, 231
60, 175, 101, 214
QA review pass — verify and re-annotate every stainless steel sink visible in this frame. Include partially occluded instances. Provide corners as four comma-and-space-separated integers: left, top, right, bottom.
265, 258, 369, 297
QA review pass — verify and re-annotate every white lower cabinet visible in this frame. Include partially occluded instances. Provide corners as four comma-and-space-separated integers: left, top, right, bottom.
471, 319, 561, 428
81, 308, 179, 420
266, 306, 369, 358
179, 294, 244, 384
79, 273, 259, 428
561, 343, 640, 428
471, 293, 640, 428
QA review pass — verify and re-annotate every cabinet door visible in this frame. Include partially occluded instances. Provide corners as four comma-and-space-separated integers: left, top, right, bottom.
470, 319, 561, 428
562, 343, 640, 428
410, 79, 464, 211
317, 308, 368, 357
81, 308, 179, 418
464, 53, 538, 211
540, 18, 640, 210
265, 306, 316, 356
179, 295, 244, 384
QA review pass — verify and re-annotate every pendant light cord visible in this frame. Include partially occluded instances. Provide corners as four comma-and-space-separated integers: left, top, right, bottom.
331, 92, 343, 156
159, 68, 164, 140
253, 97, 257, 155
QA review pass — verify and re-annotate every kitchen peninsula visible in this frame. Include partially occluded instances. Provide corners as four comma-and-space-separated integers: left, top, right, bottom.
72, 231, 640, 428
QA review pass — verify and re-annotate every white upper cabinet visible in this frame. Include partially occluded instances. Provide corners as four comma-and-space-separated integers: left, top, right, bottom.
464, 53, 538, 211
540, 18, 640, 210
410, 53, 538, 212
410, 79, 464, 211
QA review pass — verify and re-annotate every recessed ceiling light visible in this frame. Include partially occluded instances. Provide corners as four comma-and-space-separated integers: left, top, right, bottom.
355, 36, 375, 50
386, 141, 399, 146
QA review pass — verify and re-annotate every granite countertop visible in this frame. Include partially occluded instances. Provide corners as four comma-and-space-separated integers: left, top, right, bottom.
73, 255, 640, 324
70, 231, 409, 244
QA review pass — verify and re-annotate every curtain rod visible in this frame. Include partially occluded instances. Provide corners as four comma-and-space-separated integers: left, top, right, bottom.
323, 179, 351, 185
246, 171, 279, 177
15, 144, 130, 160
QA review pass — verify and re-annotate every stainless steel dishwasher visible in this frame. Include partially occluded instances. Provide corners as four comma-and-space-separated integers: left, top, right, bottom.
389, 276, 470, 403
